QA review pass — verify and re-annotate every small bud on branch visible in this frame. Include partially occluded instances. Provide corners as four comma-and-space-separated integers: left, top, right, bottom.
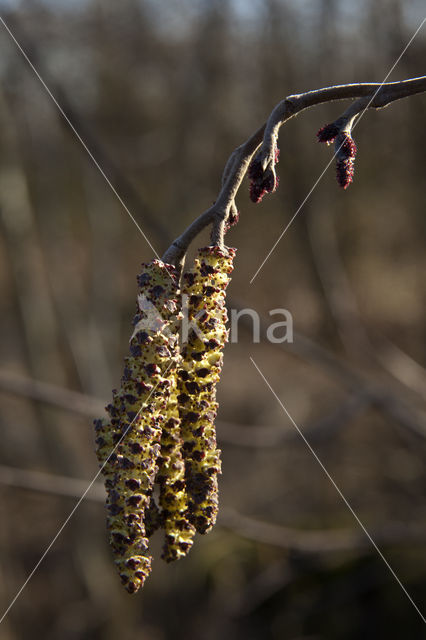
162, 76, 425, 267
317, 123, 340, 144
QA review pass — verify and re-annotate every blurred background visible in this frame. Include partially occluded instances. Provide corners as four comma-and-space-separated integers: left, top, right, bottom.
0, 1, 425, 638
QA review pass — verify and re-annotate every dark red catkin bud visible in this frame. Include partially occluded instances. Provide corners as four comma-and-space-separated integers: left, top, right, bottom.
274, 147, 280, 164
248, 145, 280, 204
335, 132, 357, 189
224, 208, 240, 232
317, 123, 340, 145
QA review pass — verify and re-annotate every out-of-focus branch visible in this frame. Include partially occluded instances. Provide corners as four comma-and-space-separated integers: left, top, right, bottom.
2, 366, 425, 447
1, 312, 426, 448
163, 77, 426, 265
0, 369, 105, 417
230, 307, 426, 440
307, 206, 372, 358
1, 464, 425, 556
218, 392, 369, 447
280, 334, 426, 441
0, 369, 366, 447
2, 12, 171, 246
370, 334, 426, 401
0, 464, 105, 502
220, 507, 426, 554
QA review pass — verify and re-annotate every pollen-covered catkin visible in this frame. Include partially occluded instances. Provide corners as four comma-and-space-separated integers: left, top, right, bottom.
94, 260, 180, 594
178, 246, 235, 534
156, 374, 196, 562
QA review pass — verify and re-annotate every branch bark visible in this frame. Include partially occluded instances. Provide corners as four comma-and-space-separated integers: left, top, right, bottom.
162, 76, 426, 266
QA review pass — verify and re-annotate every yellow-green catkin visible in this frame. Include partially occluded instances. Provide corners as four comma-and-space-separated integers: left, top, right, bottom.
94, 260, 180, 594
178, 245, 235, 534
156, 372, 196, 562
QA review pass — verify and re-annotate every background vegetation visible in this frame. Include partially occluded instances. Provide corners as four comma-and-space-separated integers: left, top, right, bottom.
0, 1, 425, 638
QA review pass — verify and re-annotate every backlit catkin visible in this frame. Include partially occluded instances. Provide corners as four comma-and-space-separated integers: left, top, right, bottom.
178, 246, 235, 534
94, 260, 180, 594
156, 374, 196, 562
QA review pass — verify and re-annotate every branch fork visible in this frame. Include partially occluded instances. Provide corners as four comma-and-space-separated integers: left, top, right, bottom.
162, 77, 426, 267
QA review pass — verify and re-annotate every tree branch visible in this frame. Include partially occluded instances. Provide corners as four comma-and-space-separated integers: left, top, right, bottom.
0, 369, 105, 417
0, 369, 369, 447
1, 463, 425, 557
220, 507, 426, 554
162, 76, 426, 266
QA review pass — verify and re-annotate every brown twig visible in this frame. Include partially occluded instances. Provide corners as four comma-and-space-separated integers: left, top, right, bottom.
162, 77, 426, 266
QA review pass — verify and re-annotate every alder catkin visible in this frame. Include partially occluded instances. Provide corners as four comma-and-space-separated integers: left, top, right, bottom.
156, 373, 196, 562
94, 260, 181, 594
178, 246, 235, 534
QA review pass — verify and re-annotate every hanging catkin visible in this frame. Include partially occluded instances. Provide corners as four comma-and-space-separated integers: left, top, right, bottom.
156, 372, 196, 562
94, 260, 181, 594
178, 246, 235, 534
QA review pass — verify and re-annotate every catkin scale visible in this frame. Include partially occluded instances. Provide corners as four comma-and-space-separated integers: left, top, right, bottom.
95, 260, 181, 594
178, 246, 235, 534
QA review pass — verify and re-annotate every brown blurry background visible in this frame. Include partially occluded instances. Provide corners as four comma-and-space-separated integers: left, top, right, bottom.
0, 1, 425, 638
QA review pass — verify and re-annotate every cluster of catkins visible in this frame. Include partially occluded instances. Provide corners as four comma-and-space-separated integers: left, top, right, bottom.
317, 123, 357, 189
94, 245, 235, 594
